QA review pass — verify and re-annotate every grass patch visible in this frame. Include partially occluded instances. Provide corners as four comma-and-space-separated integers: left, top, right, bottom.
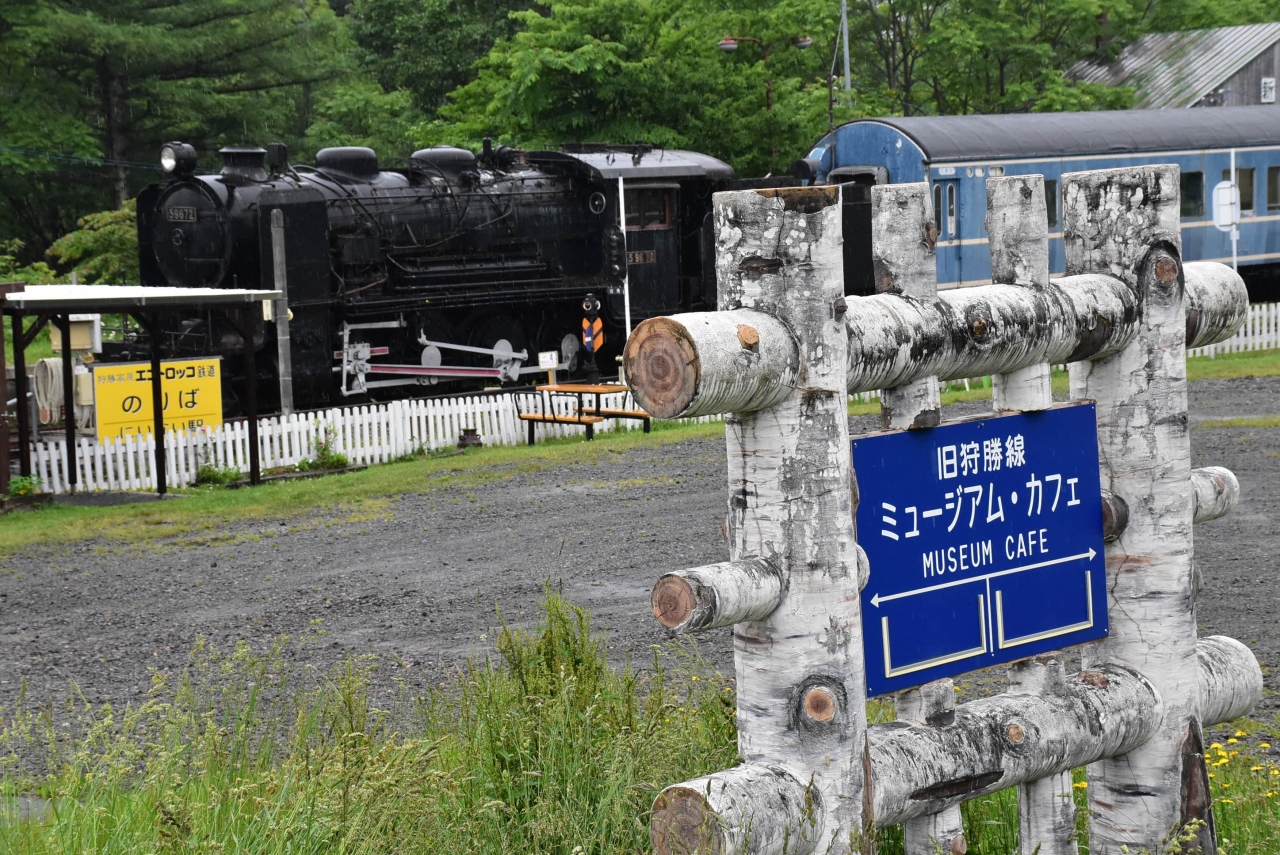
1188, 348, 1280, 381
0, 420, 724, 561
2, 593, 1271, 853
0, 593, 739, 854
1198, 415, 1280, 429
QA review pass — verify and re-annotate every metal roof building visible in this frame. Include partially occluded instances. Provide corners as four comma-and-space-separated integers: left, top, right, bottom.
1071, 23, 1280, 109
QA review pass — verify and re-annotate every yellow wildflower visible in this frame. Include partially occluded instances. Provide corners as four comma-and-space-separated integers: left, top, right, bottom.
1072, 781, 1088, 789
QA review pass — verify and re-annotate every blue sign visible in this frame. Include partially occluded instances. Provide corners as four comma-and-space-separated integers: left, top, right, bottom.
853, 403, 1107, 696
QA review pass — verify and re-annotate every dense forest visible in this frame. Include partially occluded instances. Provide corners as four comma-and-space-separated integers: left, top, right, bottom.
2, 0, 1277, 282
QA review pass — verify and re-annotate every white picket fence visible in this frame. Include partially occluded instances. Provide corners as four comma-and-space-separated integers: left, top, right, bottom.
24, 299, 1280, 494
28, 388, 664, 495
1190, 300, 1280, 356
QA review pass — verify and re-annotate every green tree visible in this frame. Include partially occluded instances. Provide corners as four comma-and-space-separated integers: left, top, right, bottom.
45, 201, 140, 285
349, 0, 537, 115
11, 0, 347, 207
425, 0, 841, 176
849, 0, 1138, 116
304, 79, 421, 161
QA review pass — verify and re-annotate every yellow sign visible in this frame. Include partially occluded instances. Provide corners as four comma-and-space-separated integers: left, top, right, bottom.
94, 358, 223, 441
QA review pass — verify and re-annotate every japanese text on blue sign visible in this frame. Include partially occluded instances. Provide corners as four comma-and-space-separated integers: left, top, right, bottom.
853, 404, 1107, 696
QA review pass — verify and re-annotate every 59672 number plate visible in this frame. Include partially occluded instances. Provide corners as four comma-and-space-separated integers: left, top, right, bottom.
166, 206, 197, 222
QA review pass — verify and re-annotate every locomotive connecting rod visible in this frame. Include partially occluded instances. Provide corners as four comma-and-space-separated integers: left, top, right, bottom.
623, 262, 1246, 419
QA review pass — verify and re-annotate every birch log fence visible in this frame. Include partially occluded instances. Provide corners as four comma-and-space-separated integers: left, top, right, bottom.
626, 170, 1264, 855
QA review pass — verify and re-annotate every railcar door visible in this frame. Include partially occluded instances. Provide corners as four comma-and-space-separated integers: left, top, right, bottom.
624, 184, 679, 317
932, 179, 961, 285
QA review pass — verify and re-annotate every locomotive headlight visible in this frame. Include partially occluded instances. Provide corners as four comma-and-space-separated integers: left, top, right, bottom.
159, 142, 197, 175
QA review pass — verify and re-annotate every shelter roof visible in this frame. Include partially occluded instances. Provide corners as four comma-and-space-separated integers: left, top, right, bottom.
1071, 23, 1280, 109
2, 285, 279, 313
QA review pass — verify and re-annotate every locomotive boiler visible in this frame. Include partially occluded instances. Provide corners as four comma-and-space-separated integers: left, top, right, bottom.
129, 140, 737, 410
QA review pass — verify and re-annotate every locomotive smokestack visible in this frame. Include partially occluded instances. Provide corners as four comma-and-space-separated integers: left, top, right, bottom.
219, 146, 268, 183
266, 142, 289, 174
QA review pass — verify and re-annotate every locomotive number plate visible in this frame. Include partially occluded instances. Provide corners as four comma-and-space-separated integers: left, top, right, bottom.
627, 250, 656, 265
166, 206, 198, 222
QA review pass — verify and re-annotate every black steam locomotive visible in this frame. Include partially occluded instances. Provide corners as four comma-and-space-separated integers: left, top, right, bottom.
130, 140, 741, 410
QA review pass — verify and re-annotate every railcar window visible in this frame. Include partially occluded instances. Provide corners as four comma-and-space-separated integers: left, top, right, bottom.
933, 184, 943, 233
1223, 167, 1255, 212
946, 184, 956, 236
1269, 167, 1280, 211
1181, 172, 1205, 218
625, 189, 671, 230
1045, 180, 1058, 228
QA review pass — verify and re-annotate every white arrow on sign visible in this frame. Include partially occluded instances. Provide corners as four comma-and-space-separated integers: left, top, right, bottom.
869, 548, 1097, 608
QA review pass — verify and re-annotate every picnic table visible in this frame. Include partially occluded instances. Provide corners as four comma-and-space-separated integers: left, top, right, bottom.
515, 382, 652, 445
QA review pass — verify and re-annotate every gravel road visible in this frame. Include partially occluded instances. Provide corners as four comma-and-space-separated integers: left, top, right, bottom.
1, 376, 1277, 719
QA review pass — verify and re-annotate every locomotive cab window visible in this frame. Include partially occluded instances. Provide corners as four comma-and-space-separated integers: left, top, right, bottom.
1181, 172, 1205, 218
1223, 167, 1256, 212
626, 189, 671, 230
1269, 167, 1280, 211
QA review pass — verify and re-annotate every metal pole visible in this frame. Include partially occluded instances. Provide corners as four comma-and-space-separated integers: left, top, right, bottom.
11, 314, 30, 478
57, 315, 76, 494
0, 307, 8, 496
270, 208, 294, 415
841, 0, 852, 91
149, 312, 167, 496
618, 176, 632, 336
242, 309, 261, 486
1231, 148, 1239, 271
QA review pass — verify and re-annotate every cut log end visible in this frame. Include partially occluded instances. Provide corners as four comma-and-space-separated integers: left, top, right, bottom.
651, 787, 726, 855
652, 574, 697, 630
804, 686, 838, 722
624, 317, 701, 419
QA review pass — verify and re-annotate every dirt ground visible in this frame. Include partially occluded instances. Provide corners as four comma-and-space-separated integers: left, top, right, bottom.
1, 376, 1277, 719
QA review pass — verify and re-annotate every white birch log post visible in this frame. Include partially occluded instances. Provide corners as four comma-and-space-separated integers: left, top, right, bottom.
842, 262, 1246, 395
987, 175, 1073, 855
1063, 165, 1218, 854
898, 681, 966, 855
988, 175, 1053, 412
1191, 466, 1240, 524
1007, 656, 1077, 855
647, 186, 868, 855
873, 183, 941, 429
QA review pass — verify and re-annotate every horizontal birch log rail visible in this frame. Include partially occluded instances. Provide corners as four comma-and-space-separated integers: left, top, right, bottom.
624, 263, 1247, 419
650, 637, 1262, 844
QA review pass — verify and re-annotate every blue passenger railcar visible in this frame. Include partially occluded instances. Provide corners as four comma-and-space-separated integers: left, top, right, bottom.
798, 107, 1280, 297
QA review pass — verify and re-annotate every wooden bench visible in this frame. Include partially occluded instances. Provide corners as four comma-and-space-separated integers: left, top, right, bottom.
580, 406, 652, 432
516, 382, 651, 445
516, 411, 606, 444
